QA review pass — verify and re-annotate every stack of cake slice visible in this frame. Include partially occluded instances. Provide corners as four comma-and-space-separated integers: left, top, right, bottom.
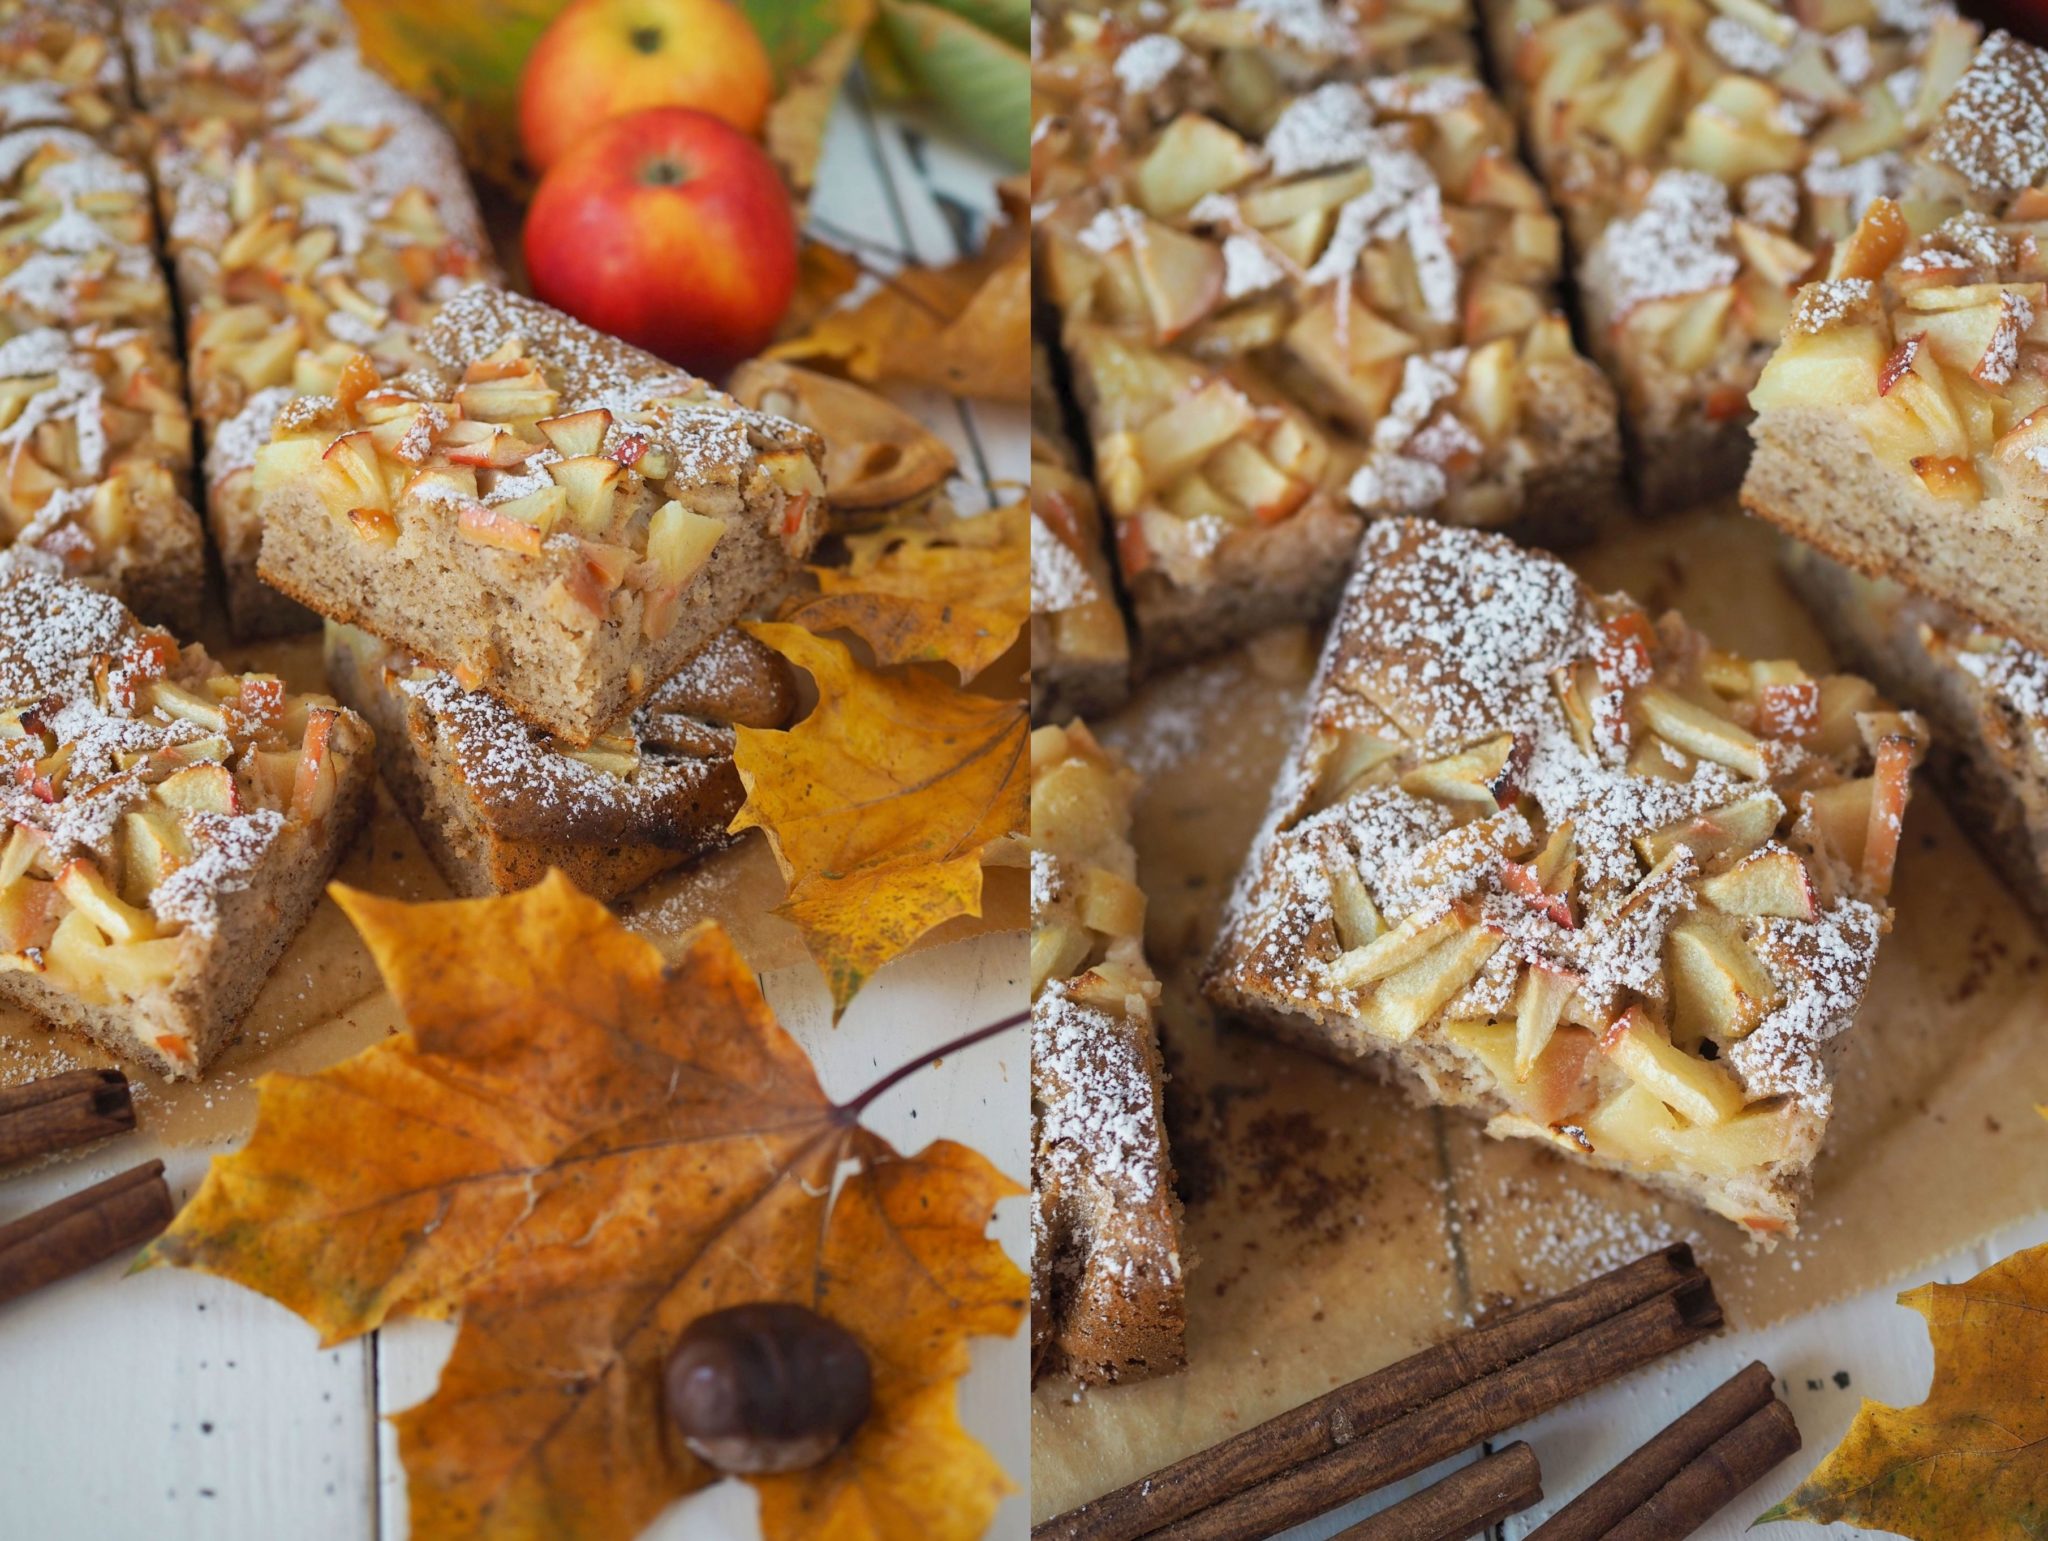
1487, 0, 1982, 511
1745, 29, 2048, 936
124, 0, 495, 636
1031, 1, 1623, 672
251, 284, 827, 898
1207, 519, 1925, 1242
0, 0, 206, 631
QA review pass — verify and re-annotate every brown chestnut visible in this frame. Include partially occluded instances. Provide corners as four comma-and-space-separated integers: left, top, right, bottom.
664, 1302, 873, 1474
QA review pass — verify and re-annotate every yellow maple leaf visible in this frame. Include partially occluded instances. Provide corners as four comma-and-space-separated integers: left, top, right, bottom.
144, 874, 1025, 1541
732, 622, 1027, 1011
1757, 1241, 2048, 1538
784, 502, 1028, 679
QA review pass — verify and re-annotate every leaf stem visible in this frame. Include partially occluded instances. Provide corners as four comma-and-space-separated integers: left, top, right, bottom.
839, 1008, 1029, 1118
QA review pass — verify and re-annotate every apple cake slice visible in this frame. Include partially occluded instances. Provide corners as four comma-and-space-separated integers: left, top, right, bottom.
254, 286, 827, 744
1746, 32, 2048, 656
0, 556, 374, 1077
0, 127, 174, 340
1785, 543, 2048, 930
0, 0, 130, 142
1032, 718, 1186, 1385
1035, 49, 1622, 666
123, 0, 352, 121
140, 26, 493, 636
0, 127, 164, 313
1206, 519, 1925, 1242
324, 621, 795, 901
1031, 343, 1130, 724
0, 326, 207, 633
1493, 0, 1981, 511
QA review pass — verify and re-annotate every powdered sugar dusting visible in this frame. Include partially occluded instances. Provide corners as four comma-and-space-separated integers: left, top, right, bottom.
1031, 514, 1096, 614
1928, 29, 2048, 195
1586, 170, 1739, 316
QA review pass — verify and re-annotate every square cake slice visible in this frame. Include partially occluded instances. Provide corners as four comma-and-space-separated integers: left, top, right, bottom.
1032, 719, 1186, 1385
1785, 542, 2048, 930
0, 556, 374, 1077
1745, 31, 2048, 654
1493, 0, 1981, 513
141, 18, 494, 637
0, 0, 130, 142
323, 620, 794, 901
1031, 343, 1130, 724
0, 325, 207, 635
0, 127, 174, 341
254, 286, 827, 744
1206, 520, 1924, 1242
1033, 32, 1623, 668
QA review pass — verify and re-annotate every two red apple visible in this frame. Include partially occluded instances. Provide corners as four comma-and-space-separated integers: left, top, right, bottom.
519, 0, 797, 375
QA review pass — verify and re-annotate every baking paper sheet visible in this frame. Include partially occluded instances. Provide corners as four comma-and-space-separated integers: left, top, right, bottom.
1031, 504, 2048, 1519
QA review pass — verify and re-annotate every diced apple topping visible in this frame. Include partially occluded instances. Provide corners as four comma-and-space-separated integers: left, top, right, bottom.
1399, 733, 1529, 809
1601, 1006, 1745, 1127
1325, 907, 1467, 990
1637, 686, 1768, 779
1700, 846, 1817, 919
537, 408, 612, 458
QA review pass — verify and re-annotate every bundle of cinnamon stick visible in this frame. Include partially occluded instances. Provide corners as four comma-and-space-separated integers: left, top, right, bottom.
0, 1070, 171, 1308
1036, 1245, 1799, 1541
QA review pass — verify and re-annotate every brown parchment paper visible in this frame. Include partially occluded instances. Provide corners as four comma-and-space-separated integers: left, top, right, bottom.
0, 628, 1028, 1148
1030, 504, 2048, 1521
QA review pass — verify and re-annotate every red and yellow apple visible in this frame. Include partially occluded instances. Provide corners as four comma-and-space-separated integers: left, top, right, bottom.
519, 0, 776, 174
524, 107, 799, 375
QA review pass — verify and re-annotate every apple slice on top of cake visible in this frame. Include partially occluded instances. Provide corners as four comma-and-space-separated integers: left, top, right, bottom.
253, 286, 827, 745
1206, 520, 1924, 1243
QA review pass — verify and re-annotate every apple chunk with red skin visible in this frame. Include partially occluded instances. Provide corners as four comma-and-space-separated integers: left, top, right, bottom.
525, 107, 798, 375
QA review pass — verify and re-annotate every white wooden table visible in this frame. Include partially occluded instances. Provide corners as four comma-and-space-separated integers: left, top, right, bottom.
0, 88, 1033, 1541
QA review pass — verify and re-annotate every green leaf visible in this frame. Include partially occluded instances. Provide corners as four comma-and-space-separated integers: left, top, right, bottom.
739, 0, 878, 84
915, 0, 1029, 50
874, 0, 1028, 166
342, 0, 566, 190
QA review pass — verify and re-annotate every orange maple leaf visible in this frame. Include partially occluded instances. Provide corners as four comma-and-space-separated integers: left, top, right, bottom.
783, 501, 1028, 680
732, 622, 1027, 1012
766, 214, 1027, 402
1757, 1239, 2048, 1539
730, 359, 960, 520
144, 873, 1026, 1541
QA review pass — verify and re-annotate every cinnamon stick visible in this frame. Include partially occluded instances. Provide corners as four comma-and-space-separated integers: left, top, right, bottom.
1033, 1244, 1702, 1541
1604, 1399, 1801, 1541
1145, 1278, 1722, 1541
0, 1069, 135, 1166
0, 1160, 173, 1308
1329, 1443, 1542, 1541
1527, 1361, 1778, 1539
